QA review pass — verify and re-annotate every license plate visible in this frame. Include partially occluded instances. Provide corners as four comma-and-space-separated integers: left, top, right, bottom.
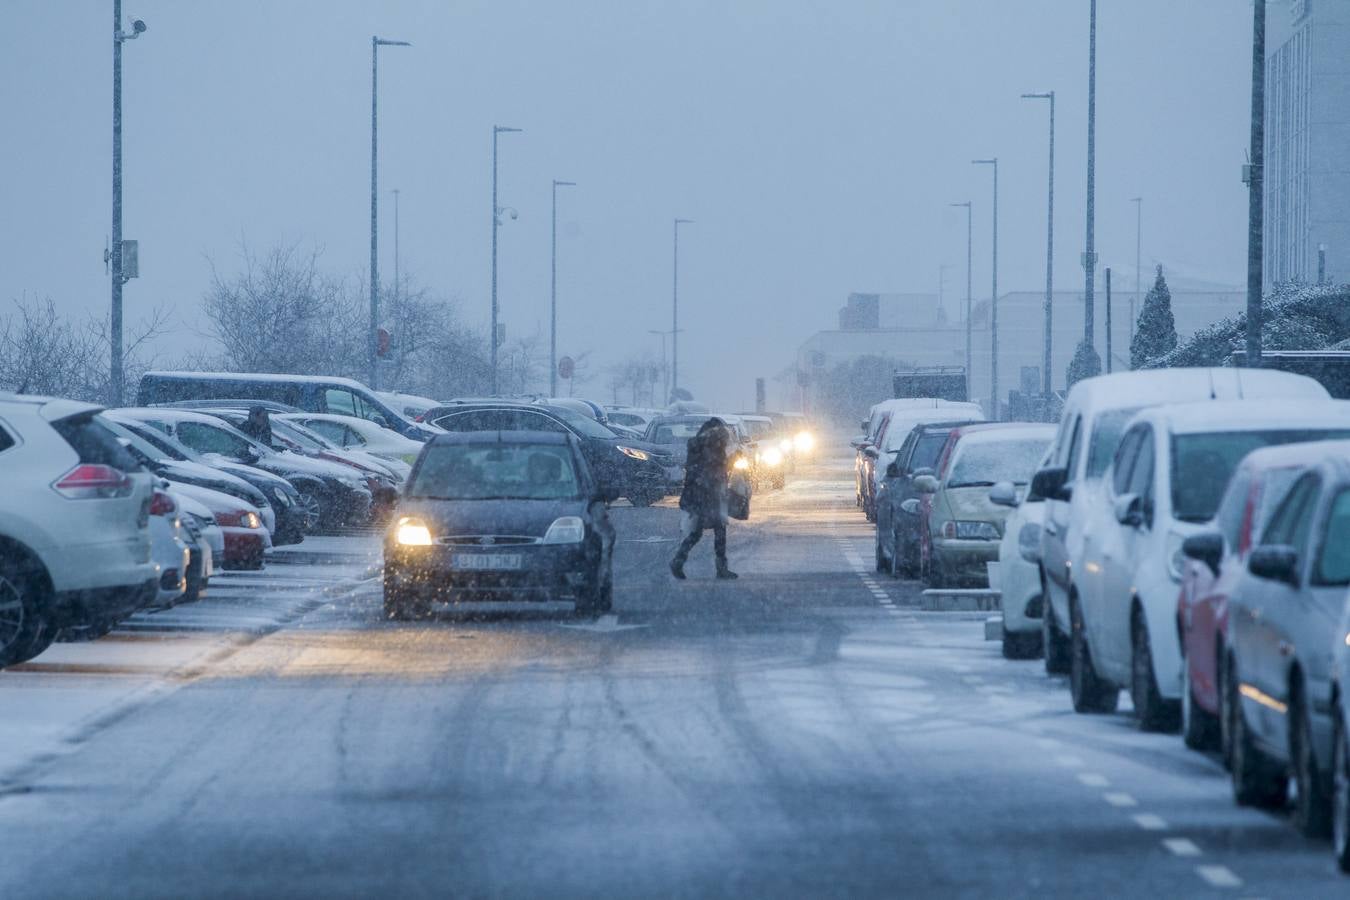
451, 553, 523, 571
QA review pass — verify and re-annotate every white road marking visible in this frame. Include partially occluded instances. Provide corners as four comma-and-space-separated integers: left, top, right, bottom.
1194, 865, 1242, 888
1103, 792, 1138, 808
1163, 838, 1202, 858
1035, 737, 1061, 748
1053, 754, 1084, 768
1132, 813, 1168, 831
1076, 773, 1109, 787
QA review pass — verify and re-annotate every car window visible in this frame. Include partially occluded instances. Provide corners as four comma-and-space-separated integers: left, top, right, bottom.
1261, 473, 1319, 550
1086, 407, 1141, 479
1213, 467, 1251, 548
53, 414, 142, 471
909, 432, 949, 473
0, 425, 14, 454
342, 425, 369, 447
1111, 427, 1143, 497
1126, 428, 1154, 501
409, 443, 581, 501
517, 411, 569, 433
176, 421, 252, 458
304, 420, 347, 444
1314, 489, 1350, 586
1063, 416, 1083, 479
325, 388, 357, 417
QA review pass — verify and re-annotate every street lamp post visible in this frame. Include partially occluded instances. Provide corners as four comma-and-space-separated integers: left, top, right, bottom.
369, 35, 411, 391
491, 125, 523, 395
1022, 91, 1055, 395
1084, 0, 1098, 355
1131, 197, 1142, 344
950, 201, 973, 384
110, 1, 146, 406
972, 159, 999, 418
1245, 0, 1266, 367
671, 218, 693, 397
550, 179, 576, 396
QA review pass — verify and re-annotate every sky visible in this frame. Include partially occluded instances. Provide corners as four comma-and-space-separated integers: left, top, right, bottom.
0, 1, 1255, 410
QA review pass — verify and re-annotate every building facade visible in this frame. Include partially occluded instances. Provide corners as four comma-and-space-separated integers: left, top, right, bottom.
1266, 0, 1350, 285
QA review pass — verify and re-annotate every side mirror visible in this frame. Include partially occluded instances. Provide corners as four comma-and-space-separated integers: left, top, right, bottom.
911, 467, 935, 479
900, 498, 921, 516
1030, 466, 1071, 503
885, 462, 901, 479
863, 447, 879, 460
913, 474, 940, 495
850, 435, 868, 450
1248, 545, 1299, 585
989, 481, 1020, 508
242, 446, 261, 462
1182, 530, 1224, 577
860, 419, 869, 432
1114, 493, 1145, 528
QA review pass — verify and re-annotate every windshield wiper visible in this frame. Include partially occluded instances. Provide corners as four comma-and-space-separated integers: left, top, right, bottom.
947, 480, 996, 489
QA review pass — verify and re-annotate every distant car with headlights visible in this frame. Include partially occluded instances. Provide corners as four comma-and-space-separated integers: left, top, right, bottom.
384, 430, 617, 618
738, 415, 787, 489
914, 423, 1055, 588
1073, 399, 1350, 729
168, 481, 270, 570
422, 402, 670, 507
643, 415, 747, 495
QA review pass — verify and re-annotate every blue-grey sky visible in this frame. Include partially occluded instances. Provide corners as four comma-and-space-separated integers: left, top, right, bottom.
1, 1, 1252, 409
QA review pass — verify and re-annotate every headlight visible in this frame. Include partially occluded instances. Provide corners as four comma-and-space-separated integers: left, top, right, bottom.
543, 516, 585, 544
273, 487, 292, 507
942, 520, 1000, 540
779, 438, 793, 454
1166, 530, 1187, 582
761, 447, 783, 467
617, 445, 650, 461
794, 431, 815, 453
395, 517, 434, 546
732, 457, 750, 471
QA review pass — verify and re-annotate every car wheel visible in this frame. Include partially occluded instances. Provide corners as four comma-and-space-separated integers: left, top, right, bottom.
383, 575, 427, 622
1228, 656, 1286, 807
1131, 611, 1180, 732
923, 554, 945, 590
1181, 657, 1220, 751
1219, 646, 1236, 768
1333, 714, 1350, 872
898, 535, 919, 579
1043, 583, 1072, 675
875, 534, 888, 573
0, 557, 53, 669
1002, 629, 1041, 660
295, 490, 324, 533
1069, 594, 1118, 714
1291, 684, 1333, 839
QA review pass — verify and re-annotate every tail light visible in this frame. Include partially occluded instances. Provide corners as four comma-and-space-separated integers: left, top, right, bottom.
52, 464, 133, 500
216, 510, 262, 529
148, 490, 176, 516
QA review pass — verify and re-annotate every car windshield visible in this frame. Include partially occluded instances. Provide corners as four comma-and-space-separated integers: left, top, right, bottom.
947, 437, 1052, 488
98, 416, 172, 461
1171, 429, 1350, 522
1086, 408, 1140, 478
909, 432, 950, 473
272, 419, 332, 451
409, 443, 582, 501
648, 420, 706, 444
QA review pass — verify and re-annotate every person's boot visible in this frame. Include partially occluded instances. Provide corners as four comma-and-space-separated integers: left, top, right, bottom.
670, 558, 686, 580
716, 563, 738, 580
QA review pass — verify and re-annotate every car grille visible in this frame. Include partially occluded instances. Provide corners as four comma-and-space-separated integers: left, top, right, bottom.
435, 535, 542, 546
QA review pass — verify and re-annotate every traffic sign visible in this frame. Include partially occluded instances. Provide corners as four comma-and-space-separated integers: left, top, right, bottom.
558, 356, 575, 380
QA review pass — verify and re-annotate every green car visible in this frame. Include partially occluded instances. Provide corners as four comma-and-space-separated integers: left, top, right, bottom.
914, 424, 1056, 588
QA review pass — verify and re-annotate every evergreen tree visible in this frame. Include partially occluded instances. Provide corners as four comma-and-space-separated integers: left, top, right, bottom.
1066, 339, 1101, 388
1130, 265, 1178, 368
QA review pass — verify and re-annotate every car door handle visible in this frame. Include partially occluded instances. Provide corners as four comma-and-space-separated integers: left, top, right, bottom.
1045, 523, 1059, 536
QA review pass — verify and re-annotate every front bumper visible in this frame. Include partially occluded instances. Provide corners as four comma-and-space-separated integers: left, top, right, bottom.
385, 542, 595, 602
932, 538, 1000, 584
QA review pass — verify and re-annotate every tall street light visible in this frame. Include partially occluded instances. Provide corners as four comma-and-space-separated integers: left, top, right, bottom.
972, 159, 999, 418
1130, 196, 1142, 343
671, 218, 693, 398
1023, 91, 1055, 395
392, 188, 400, 315
1083, 0, 1098, 357
110, 1, 146, 406
550, 179, 576, 396
648, 328, 680, 404
950, 201, 973, 384
491, 125, 523, 395
1245, 0, 1266, 367
369, 35, 411, 391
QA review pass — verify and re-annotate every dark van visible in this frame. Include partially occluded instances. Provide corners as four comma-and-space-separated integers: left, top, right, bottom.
137, 371, 437, 441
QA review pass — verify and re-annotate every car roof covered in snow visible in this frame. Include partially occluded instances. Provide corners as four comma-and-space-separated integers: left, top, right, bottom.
1129, 399, 1350, 435
1065, 367, 1328, 413
1235, 438, 1350, 477
427, 429, 571, 446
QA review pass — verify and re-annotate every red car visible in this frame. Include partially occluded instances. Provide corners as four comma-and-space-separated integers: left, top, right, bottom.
1176, 450, 1303, 755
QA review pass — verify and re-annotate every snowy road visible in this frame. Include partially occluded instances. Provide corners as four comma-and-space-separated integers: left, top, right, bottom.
0, 452, 1343, 898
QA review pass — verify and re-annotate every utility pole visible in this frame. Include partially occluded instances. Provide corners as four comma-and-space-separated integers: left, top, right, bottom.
672, 218, 693, 397
1131, 197, 1142, 344
1023, 91, 1055, 395
973, 159, 999, 418
1084, 0, 1098, 356
1245, 0, 1266, 367
110, 1, 146, 406
369, 36, 410, 391
1105, 267, 1113, 373
951, 201, 973, 387
491, 125, 522, 395
550, 179, 576, 396
392, 188, 400, 317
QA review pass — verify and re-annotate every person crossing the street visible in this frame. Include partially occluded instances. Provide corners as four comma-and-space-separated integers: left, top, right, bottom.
670, 417, 738, 580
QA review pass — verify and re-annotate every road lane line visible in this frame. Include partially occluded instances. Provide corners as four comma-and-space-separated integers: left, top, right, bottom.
1163, 838, 1202, 857
1052, 754, 1084, 767
1132, 813, 1168, 831
1076, 773, 1109, 787
1103, 792, 1138, 807
1194, 865, 1241, 888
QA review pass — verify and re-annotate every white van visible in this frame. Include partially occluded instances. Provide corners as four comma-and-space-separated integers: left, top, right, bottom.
1032, 369, 1330, 680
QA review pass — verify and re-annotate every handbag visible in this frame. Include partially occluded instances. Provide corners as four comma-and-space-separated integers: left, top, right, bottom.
728, 472, 752, 521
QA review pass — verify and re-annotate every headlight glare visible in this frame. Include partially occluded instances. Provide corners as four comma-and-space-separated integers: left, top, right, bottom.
396, 517, 434, 546
762, 447, 783, 467
617, 445, 650, 461
543, 516, 586, 544
794, 431, 815, 453
732, 457, 750, 471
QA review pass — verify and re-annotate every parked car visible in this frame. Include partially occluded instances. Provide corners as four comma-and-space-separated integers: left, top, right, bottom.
1332, 587, 1350, 872
375, 390, 440, 423
173, 491, 222, 604
276, 412, 423, 465
424, 403, 671, 507
739, 415, 787, 489
146, 486, 192, 610
860, 402, 986, 521
1176, 446, 1306, 752
854, 400, 982, 510
913, 424, 1055, 587
169, 482, 271, 571
116, 408, 373, 532
1225, 441, 1350, 837
1034, 368, 1330, 678
0, 394, 159, 666
989, 447, 1054, 659
137, 371, 439, 441
605, 407, 660, 433
874, 419, 984, 578
384, 430, 617, 618
106, 413, 305, 545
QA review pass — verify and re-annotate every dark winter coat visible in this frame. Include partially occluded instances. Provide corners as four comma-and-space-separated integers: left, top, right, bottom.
239, 406, 274, 447
679, 419, 730, 527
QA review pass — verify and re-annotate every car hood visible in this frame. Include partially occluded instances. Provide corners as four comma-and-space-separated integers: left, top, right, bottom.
155, 459, 266, 504
212, 450, 355, 483
209, 461, 293, 493
398, 497, 588, 539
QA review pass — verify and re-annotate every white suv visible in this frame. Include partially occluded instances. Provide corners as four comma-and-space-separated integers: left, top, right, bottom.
0, 394, 157, 666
